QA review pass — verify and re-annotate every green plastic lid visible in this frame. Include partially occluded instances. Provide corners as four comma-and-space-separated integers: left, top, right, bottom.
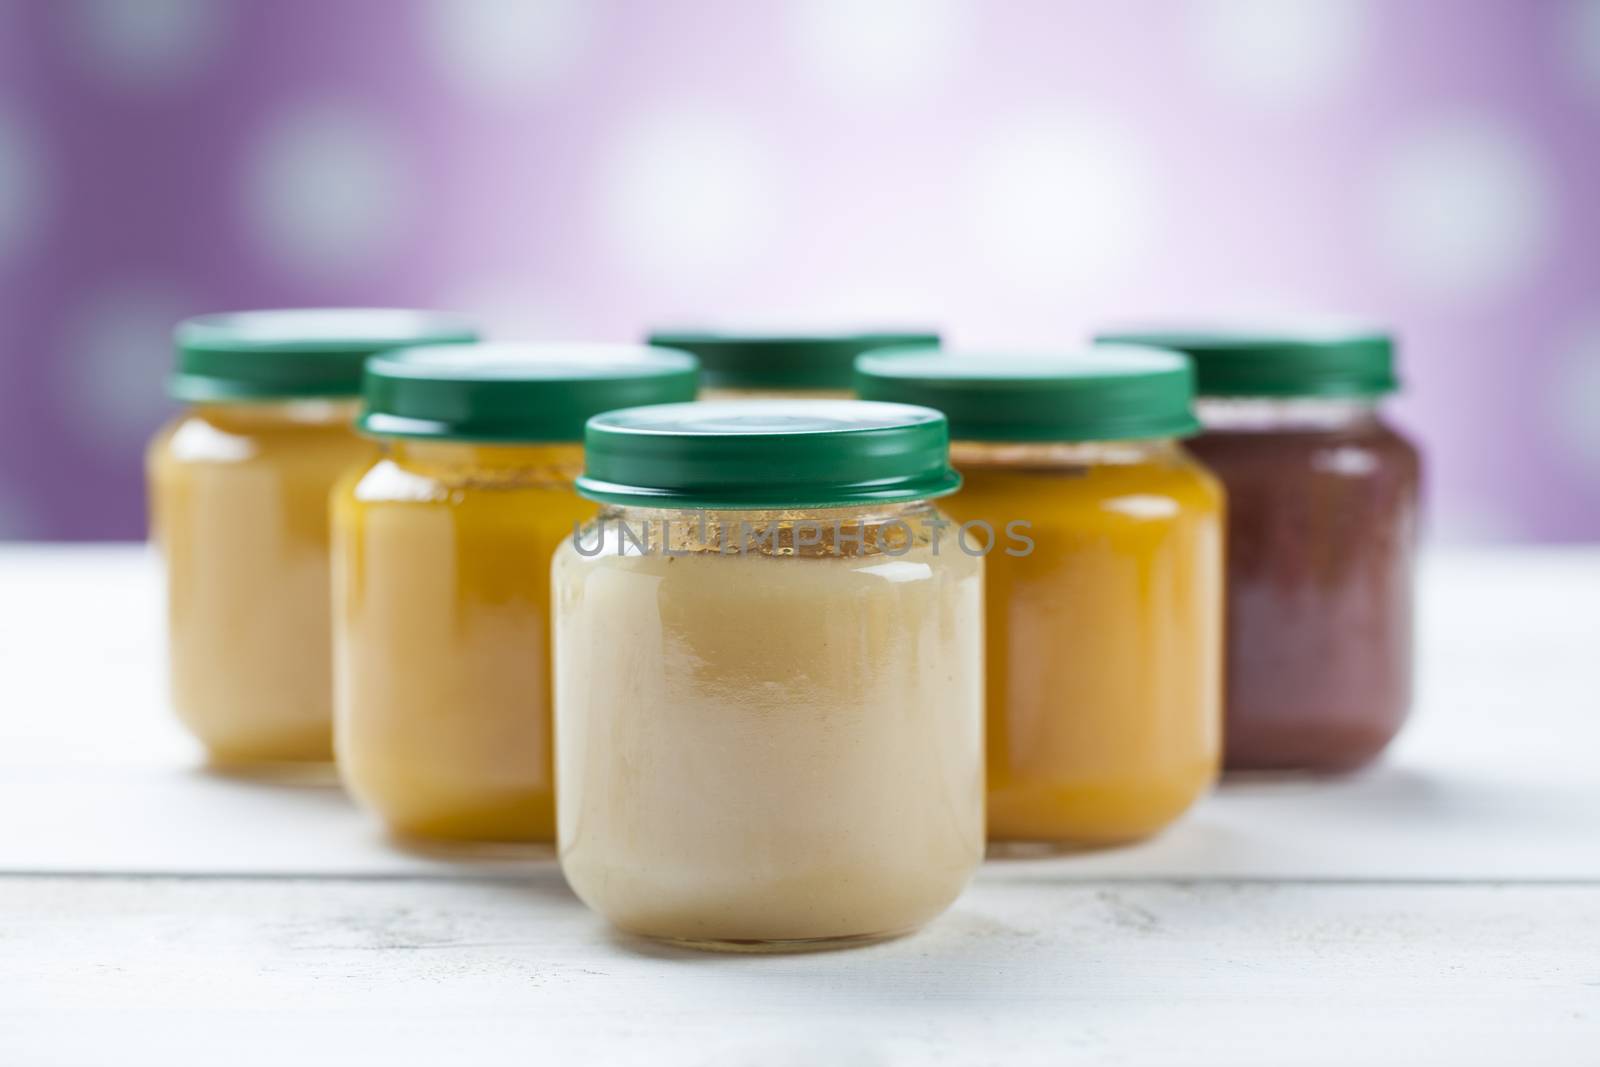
1093, 327, 1398, 397
647, 330, 939, 391
359, 343, 700, 443
172, 308, 479, 402
577, 399, 961, 509
854, 347, 1201, 443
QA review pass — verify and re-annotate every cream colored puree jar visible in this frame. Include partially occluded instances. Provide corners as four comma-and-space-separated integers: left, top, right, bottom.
648, 330, 936, 399
553, 400, 984, 950
148, 309, 477, 765
332, 344, 698, 843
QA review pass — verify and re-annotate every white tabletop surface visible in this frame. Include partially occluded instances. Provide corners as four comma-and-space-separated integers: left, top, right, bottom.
1, 544, 1596, 1065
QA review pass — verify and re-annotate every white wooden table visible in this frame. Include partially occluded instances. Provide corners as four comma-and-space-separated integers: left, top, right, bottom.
1, 545, 1596, 1065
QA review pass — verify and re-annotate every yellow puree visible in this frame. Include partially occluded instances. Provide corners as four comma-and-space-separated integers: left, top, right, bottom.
333, 440, 593, 843
945, 440, 1225, 845
147, 401, 377, 764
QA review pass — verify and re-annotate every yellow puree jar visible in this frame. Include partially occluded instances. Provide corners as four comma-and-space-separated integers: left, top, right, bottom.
857, 348, 1225, 846
148, 309, 478, 765
554, 400, 983, 950
332, 343, 698, 843
648, 330, 937, 399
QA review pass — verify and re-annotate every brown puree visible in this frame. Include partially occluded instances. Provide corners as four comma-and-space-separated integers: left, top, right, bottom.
1187, 407, 1421, 771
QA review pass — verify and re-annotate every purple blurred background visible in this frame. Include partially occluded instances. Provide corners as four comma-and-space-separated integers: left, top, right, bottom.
0, 0, 1595, 542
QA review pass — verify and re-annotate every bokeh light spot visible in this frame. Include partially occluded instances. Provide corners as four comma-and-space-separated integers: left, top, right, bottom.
0, 111, 43, 262
599, 109, 776, 280
433, 277, 583, 341
244, 103, 411, 281
420, 0, 589, 101
1434, 499, 1531, 545
1563, 0, 1600, 97
61, 282, 188, 451
804, 282, 949, 329
790, 0, 967, 100
1550, 319, 1600, 471
1373, 117, 1552, 299
67, 0, 224, 88
969, 111, 1159, 287
0, 483, 41, 541
1189, 0, 1372, 108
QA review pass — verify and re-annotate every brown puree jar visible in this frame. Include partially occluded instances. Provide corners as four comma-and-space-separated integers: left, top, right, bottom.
1096, 329, 1421, 772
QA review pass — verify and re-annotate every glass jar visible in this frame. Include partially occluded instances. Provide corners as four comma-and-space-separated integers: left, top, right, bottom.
147, 309, 477, 765
857, 348, 1224, 846
553, 401, 983, 950
1100, 329, 1421, 772
332, 344, 698, 843
648, 330, 937, 398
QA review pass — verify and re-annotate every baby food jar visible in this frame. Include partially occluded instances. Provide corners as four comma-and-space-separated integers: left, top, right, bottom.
553, 400, 983, 950
857, 348, 1224, 846
648, 331, 937, 398
1096, 328, 1421, 773
332, 344, 698, 843
148, 309, 477, 765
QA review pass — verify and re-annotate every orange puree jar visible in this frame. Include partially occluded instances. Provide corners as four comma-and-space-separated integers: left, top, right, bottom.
857, 348, 1224, 846
148, 309, 477, 766
332, 344, 698, 843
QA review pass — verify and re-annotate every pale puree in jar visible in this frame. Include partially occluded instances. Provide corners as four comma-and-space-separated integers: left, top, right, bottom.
554, 401, 983, 950
148, 309, 477, 765
334, 344, 698, 843
857, 348, 1224, 846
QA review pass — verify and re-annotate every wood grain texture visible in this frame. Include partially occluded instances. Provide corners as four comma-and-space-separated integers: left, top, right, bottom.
0, 546, 1595, 880
1, 876, 1597, 1066
0, 546, 1596, 1062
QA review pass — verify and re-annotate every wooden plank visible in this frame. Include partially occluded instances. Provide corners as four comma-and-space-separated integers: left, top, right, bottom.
0, 546, 1596, 880
0, 877, 1595, 1065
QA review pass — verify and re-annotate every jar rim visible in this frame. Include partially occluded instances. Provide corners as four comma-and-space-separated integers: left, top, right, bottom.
648, 330, 939, 391
576, 399, 962, 509
855, 346, 1201, 442
172, 308, 479, 403
358, 343, 699, 443
1093, 327, 1400, 398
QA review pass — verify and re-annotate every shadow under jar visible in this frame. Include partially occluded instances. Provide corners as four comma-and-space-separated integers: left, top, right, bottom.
856, 348, 1224, 847
147, 309, 477, 766
1098, 328, 1422, 773
648, 330, 937, 399
332, 344, 698, 843
553, 400, 983, 951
